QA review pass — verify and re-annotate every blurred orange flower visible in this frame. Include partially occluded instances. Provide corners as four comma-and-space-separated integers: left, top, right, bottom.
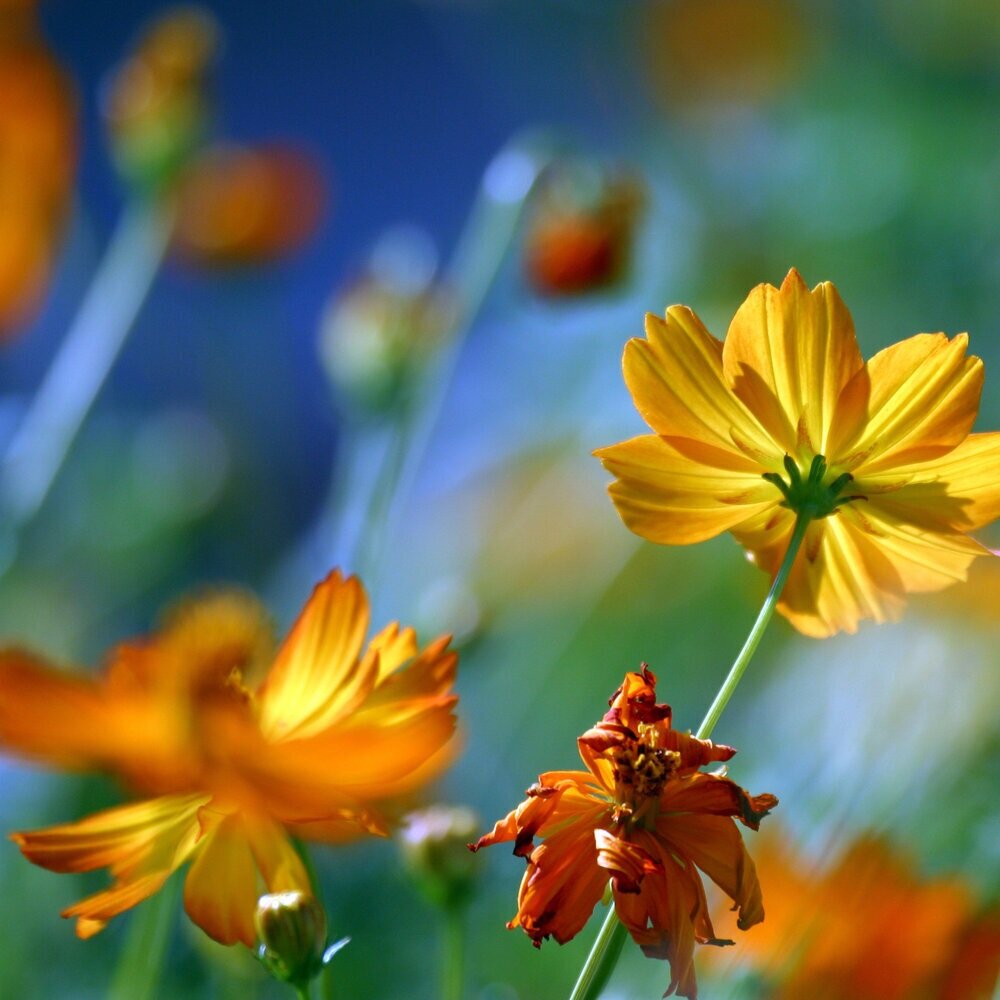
0, 571, 458, 945
524, 169, 642, 297
711, 829, 999, 1000
0, 0, 76, 338
597, 269, 1000, 637
471, 666, 776, 999
172, 143, 325, 267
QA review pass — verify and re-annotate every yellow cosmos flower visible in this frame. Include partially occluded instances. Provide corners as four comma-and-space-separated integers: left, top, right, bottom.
596, 269, 1000, 636
471, 667, 776, 1000
0, 571, 458, 945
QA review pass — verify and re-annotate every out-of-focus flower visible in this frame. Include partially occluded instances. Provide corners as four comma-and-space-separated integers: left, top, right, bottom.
0, 0, 76, 338
640, 0, 806, 116
597, 269, 1000, 637
709, 828, 997, 1000
0, 571, 458, 945
103, 5, 218, 190
471, 666, 776, 999
320, 228, 456, 415
400, 805, 480, 911
524, 166, 643, 297
171, 143, 325, 267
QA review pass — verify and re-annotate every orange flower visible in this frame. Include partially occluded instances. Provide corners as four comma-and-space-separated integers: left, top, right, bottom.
171, 143, 325, 267
0, 571, 458, 945
471, 667, 776, 999
0, 0, 76, 338
709, 828, 994, 1000
596, 269, 1000, 636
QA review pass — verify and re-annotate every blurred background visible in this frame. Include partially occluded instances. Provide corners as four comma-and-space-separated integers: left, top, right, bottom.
0, 0, 998, 997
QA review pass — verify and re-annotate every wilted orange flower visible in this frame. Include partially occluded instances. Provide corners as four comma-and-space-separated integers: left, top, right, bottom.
470, 666, 776, 999
0, 571, 458, 945
710, 828, 997, 1000
0, 0, 76, 338
596, 269, 1000, 637
172, 143, 325, 266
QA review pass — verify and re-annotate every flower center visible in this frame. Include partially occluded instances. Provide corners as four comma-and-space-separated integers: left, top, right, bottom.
612, 738, 680, 805
762, 454, 864, 519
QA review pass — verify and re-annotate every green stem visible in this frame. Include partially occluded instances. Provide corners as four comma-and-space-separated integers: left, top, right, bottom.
695, 511, 810, 741
0, 197, 174, 543
566, 514, 811, 1000
567, 905, 628, 1000
294, 985, 313, 1000
442, 907, 465, 1000
107, 871, 180, 1000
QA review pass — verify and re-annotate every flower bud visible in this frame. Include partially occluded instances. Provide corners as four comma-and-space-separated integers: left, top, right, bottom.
400, 805, 480, 911
255, 891, 327, 988
102, 5, 218, 192
523, 164, 643, 297
319, 228, 455, 416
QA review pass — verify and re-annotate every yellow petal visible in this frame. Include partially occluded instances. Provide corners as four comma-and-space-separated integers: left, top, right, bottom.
356, 634, 457, 719
722, 269, 864, 457
858, 431, 1000, 532
257, 571, 372, 741
245, 816, 311, 894
596, 434, 778, 544
828, 333, 983, 472
854, 503, 987, 594
777, 514, 907, 637
183, 812, 259, 947
366, 622, 418, 684
623, 307, 774, 459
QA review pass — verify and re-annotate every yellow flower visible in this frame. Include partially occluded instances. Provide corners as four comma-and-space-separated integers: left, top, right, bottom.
596, 269, 1000, 636
0, 571, 458, 945
471, 667, 776, 1000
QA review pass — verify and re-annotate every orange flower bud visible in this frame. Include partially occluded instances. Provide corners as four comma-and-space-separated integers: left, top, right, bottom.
524, 167, 643, 297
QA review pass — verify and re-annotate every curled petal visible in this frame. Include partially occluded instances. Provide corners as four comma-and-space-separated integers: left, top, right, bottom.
660, 772, 777, 831
594, 828, 662, 893
471, 782, 570, 858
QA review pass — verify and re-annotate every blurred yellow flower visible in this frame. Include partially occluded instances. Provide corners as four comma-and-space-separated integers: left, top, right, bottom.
171, 143, 326, 267
471, 666, 776, 1000
0, 0, 76, 338
597, 269, 1000, 637
0, 571, 458, 945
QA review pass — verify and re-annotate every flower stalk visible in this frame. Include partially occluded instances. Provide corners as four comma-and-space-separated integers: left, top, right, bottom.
566, 516, 809, 1000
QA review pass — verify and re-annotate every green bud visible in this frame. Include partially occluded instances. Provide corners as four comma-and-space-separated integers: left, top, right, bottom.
255, 891, 327, 989
400, 805, 480, 912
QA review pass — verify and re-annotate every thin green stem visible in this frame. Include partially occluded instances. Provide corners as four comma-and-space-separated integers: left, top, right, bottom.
566, 514, 810, 999
295, 985, 313, 1000
442, 907, 465, 1000
695, 511, 810, 741
107, 871, 180, 1000
0, 197, 174, 546
567, 905, 628, 1000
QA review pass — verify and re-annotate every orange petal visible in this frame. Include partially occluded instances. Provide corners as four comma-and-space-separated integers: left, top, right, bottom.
354, 634, 457, 720
659, 772, 777, 831
512, 819, 610, 947
366, 622, 418, 684
245, 815, 312, 894
657, 812, 764, 930
183, 812, 260, 946
13, 794, 206, 938
257, 571, 372, 741
623, 307, 774, 458
0, 650, 139, 771
722, 269, 864, 457
858, 431, 1000, 533
596, 434, 777, 545
829, 333, 983, 473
